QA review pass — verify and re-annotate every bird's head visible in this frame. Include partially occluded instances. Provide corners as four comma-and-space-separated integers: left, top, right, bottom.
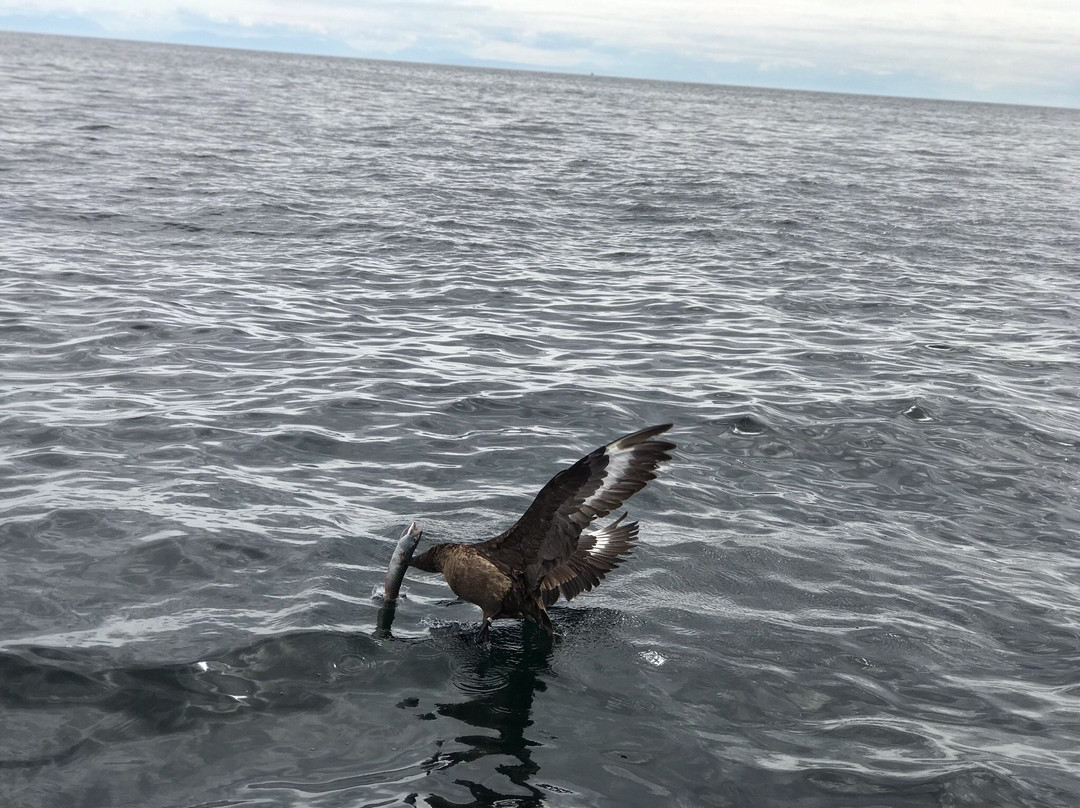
409, 542, 444, 573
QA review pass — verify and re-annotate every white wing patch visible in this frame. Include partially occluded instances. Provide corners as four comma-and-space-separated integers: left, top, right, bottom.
581, 443, 635, 513
582, 514, 630, 558
587, 526, 612, 556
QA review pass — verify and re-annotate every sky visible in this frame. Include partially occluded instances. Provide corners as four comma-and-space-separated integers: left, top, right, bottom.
2, 1, 1079, 108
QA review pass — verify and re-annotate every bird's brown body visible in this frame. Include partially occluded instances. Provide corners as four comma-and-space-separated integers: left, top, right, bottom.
411, 542, 553, 633
408, 424, 675, 639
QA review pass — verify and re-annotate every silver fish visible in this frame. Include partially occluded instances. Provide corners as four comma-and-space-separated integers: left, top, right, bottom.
376, 522, 422, 636
384, 521, 422, 602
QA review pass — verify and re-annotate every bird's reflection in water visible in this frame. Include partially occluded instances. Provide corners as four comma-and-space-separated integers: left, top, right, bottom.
421, 623, 556, 808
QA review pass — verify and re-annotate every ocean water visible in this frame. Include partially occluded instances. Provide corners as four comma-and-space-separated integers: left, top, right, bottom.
2, 29, 1080, 808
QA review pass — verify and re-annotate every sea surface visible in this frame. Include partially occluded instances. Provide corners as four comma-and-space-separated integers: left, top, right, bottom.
2, 30, 1080, 808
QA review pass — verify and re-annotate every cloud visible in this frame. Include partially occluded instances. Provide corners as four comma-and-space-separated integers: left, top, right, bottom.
2, 0, 1079, 106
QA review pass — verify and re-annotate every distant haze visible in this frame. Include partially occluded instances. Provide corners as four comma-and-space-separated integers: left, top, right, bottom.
2, 0, 1079, 108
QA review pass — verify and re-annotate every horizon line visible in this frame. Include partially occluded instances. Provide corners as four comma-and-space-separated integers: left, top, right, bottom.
4, 26, 1079, 113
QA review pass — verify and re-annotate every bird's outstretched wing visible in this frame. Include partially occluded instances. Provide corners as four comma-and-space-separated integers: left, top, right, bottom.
476, 424, 675, 588
540, 513, 638, 605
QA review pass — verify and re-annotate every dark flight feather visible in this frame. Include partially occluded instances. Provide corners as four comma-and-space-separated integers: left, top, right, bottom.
540, 513, 638, 606
476, 423, 674, 587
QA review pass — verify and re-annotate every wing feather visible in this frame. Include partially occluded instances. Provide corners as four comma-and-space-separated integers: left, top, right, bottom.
477, 424, 674, 588
541, 514, 638, 605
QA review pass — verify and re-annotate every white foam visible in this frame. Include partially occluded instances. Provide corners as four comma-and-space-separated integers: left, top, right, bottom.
640, 649, 667, 666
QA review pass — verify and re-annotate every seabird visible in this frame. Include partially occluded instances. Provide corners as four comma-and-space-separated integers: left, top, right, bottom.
408, 424, 675, 640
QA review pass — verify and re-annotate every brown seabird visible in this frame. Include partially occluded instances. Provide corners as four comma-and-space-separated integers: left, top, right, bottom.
408, 424, 675, 639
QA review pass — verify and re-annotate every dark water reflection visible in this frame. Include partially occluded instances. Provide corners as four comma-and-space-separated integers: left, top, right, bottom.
0, 624, 563, 806
422, 628, 553, 807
